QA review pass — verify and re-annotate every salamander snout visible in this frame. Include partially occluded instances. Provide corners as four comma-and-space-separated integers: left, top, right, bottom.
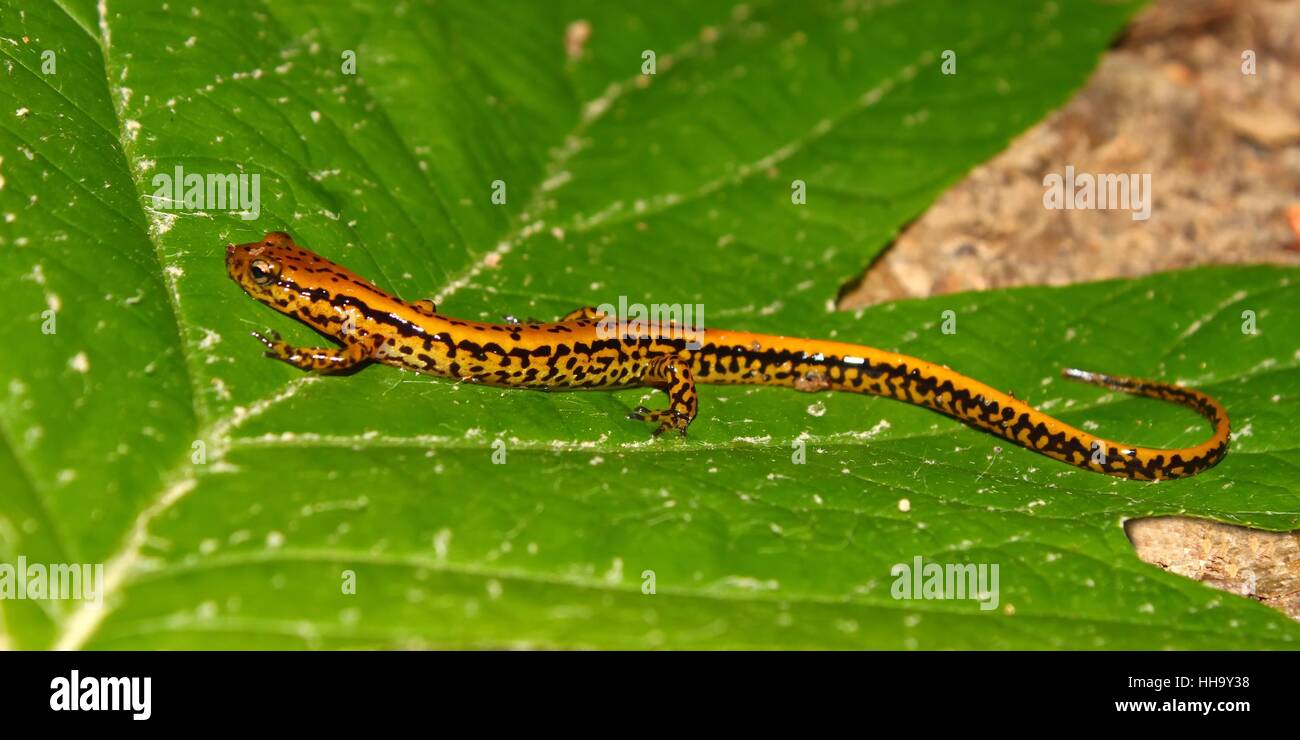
224, 243, 246, 283
225, 238, 284, 297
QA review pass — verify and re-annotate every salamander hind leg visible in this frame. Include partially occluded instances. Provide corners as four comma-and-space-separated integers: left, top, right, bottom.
628, 355, 698, 437
409, 300, 438, 317
560, 306, 607, 322
252, 330, 381, 373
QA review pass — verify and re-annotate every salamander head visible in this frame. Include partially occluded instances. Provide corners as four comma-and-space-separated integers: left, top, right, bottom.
225, 231, 309, 305
227, 231, 402, 324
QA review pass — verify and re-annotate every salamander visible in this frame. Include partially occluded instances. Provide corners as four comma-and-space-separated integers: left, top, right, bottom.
225, 231, 1230, 480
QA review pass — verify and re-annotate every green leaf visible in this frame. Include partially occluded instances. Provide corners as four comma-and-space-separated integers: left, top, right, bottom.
4, 0, 1297, 649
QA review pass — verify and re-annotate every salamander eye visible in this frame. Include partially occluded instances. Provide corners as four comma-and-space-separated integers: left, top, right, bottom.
249, 259, 278, 286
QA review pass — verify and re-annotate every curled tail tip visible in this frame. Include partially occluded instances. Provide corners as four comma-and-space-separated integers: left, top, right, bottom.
1061, 367, 1113, 387
1061, 367, 1093, 381
1061, 367, 1145, 394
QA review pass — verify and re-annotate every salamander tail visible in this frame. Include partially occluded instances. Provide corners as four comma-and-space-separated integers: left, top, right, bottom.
1060, 367, 1230, 479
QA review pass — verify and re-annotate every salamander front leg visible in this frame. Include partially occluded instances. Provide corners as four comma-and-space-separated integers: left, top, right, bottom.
628, 355, 698, 437
252, 330, 381, 373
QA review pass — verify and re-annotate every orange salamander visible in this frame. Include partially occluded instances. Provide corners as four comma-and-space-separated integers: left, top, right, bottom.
226, 231, 1229, 480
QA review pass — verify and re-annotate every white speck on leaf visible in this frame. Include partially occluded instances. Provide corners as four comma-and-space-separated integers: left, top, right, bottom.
433, 528, 452, 560
565, 19, 591, 60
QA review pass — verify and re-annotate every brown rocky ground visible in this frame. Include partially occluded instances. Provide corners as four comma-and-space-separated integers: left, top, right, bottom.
844, 0, 1300, 305
841, 0, 1300, 621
